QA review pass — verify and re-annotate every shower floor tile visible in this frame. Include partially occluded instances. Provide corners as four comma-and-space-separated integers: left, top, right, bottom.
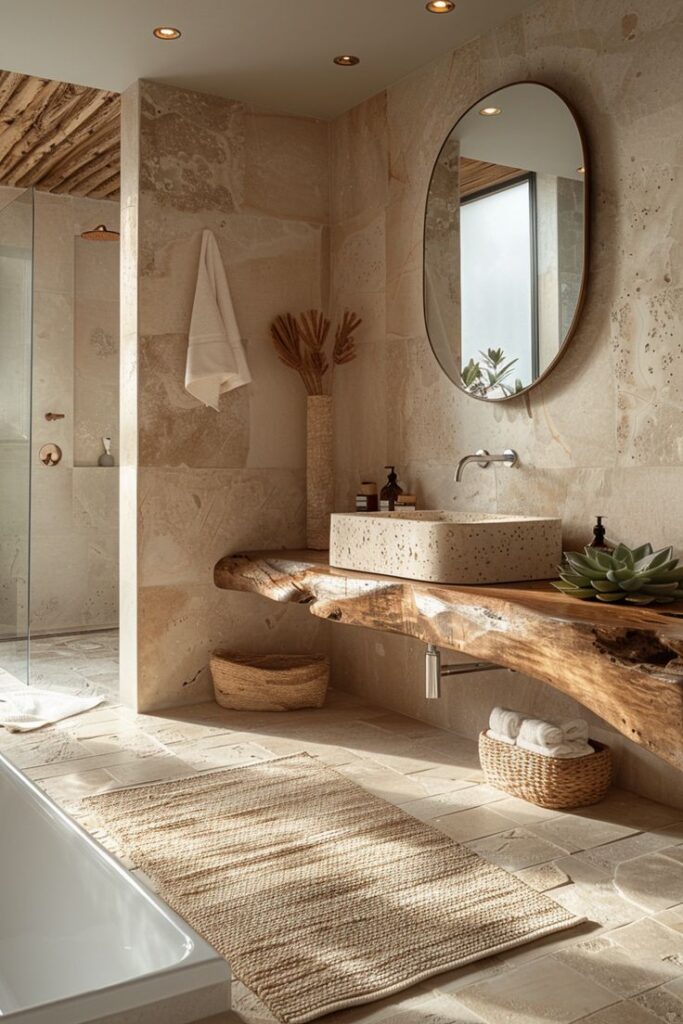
0, 629, 119, 701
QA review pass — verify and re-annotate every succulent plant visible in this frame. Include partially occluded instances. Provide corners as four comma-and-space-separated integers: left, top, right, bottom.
552, 543, 683, 605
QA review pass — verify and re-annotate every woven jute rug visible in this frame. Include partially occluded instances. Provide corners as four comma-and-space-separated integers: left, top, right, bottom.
81, 753, 583, 1023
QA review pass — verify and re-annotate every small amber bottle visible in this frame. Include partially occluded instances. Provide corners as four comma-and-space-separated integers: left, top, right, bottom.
355, 481, 378, 512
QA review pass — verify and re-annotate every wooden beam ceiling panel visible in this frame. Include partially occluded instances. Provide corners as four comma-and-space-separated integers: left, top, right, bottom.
0, 70, 120, 200
22, 113, 119, 190
459, 157, 526, 198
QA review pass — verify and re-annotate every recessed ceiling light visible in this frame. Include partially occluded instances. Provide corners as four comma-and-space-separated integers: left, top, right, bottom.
153, 26, 181, 40
426, 1, 455, 11
333, 54, 360, 66
577, 165, 586, 174
479, 106, 502, 116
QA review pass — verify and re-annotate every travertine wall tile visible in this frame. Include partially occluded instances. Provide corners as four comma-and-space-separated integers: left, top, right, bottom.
244, 110, 328, 224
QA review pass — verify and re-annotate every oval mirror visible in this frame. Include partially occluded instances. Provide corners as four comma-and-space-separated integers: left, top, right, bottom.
424, 82, 588, 401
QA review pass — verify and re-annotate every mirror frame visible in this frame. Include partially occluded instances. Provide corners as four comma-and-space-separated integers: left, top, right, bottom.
423, 80, 591, 403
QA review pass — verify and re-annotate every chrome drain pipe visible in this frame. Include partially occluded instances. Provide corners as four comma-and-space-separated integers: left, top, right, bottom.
425, 644, 499, 699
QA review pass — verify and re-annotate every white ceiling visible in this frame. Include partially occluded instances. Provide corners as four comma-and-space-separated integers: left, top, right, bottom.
0, 0, 538, 120
455, 84, 585, 180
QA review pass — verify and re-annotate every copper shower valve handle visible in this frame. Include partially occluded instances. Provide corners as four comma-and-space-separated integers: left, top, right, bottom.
45, 412, 65, 421
39, 443, 62, 466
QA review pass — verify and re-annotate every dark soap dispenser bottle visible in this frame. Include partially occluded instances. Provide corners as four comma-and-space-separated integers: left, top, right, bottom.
589, 516, 612, 552
380, 466, 403, 511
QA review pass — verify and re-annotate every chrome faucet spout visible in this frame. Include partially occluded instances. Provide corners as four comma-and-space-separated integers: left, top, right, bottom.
455, 448, 518, 482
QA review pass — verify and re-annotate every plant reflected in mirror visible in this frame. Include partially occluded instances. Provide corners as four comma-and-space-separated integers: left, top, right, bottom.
460, 347, 524, 398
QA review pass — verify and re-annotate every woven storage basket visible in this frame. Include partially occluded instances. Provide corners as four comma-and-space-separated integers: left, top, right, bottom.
478, 731, 613, 809
210, 651, 329, 712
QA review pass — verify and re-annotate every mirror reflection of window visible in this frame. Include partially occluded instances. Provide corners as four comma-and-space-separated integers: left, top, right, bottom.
460, 176, 536, 397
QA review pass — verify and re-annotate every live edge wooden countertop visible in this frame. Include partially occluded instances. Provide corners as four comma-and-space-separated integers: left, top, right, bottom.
214, 550, 683, 772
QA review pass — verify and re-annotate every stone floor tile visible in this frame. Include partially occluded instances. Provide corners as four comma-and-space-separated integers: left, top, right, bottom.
432, 806, 520, 843
374, 989, 487, 1022
550, 856, 646, 929
632, 983, 683, 1022
230, 981, 280, 1024
577, 1001, 663, 1023
302, 743, 359, 766
182, 741, 278, 772
59, 716, 136, 741
528, 816, 638, 852
514, 862, 572, 892
404, 769, 485, 797
26, 749, 167, 780
654, 904, 683, 934
359, 711, 447, 740
40, 767, 119, 800
498, 922, 602, 969
79, 730, 169, 757
418, 733, 483, 769
552, 918, 683, 996
614, 852, 683, 912
428, 955, 510, 995
336, 759, 471, 805
106, 754, 196, 785
192, 1014, 244, 1023
573, 826, 683, 872
400, 785, 509, 822
580, 791, 683, 831
456, 957, 617, 1023
409, 763, 485, 785
3, 732, 92, 769
351, 745, 456, 775
482, 795, 566, 826
467, 828, 575, 871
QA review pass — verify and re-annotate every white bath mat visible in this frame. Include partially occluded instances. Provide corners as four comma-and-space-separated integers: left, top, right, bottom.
0, 685, 104, 732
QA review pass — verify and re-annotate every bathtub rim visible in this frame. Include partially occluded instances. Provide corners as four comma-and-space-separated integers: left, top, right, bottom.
0, 748, 230, 1023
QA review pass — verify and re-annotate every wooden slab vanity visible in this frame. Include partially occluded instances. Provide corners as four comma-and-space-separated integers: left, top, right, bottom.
214, 550, 683, 773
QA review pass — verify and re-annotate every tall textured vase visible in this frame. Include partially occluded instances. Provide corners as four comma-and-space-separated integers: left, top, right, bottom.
306, 395, 333, 550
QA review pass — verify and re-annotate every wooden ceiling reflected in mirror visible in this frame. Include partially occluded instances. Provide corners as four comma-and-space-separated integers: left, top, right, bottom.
424, 82, 589, 402
0, 70, 120, 199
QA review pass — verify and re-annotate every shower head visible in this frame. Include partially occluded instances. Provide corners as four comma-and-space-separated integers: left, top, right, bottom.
80, 224, 120, 242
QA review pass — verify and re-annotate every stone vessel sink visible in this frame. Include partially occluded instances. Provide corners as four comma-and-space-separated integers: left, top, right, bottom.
329, 511, 562, 585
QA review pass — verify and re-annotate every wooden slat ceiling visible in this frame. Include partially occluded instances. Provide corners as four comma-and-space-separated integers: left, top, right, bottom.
0, 71, 120, 199
459, 157, 525, 199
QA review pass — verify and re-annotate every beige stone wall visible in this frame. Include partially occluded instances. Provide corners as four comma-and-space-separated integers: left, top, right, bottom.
328, 0, 683, 804
0, 188, 120, 635
122, 81, 328, 711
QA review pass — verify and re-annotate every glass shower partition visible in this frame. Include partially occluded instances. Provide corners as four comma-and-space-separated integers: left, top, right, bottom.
0, 188, 34, 685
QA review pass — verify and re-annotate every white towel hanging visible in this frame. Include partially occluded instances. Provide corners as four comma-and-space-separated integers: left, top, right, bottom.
185, 229, 251, 410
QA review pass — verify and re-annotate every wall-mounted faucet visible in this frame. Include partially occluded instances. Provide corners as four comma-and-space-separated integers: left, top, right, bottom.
455, 448, 518, 483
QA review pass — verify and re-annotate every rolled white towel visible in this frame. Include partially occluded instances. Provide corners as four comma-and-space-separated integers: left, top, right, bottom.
489, 707, 526, 742
562, 718, 589, 743
486, 729, 516, 745
518, 737, 594, 759
518, 717, 565, 749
